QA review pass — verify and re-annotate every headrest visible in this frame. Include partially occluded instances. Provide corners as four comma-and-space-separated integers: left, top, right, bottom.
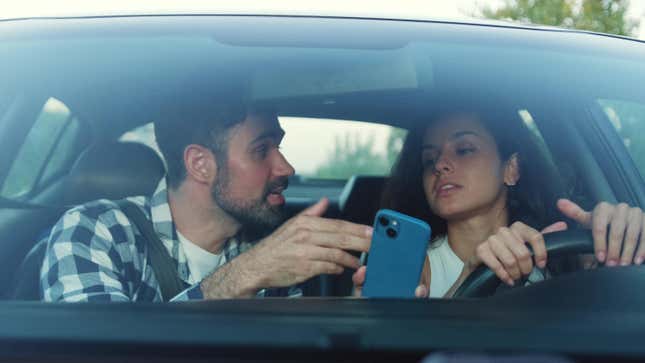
339, 176, 387, 226
63, 142, 165, 206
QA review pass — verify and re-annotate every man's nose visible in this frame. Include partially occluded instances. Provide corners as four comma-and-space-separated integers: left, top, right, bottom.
273, 150, 295, 177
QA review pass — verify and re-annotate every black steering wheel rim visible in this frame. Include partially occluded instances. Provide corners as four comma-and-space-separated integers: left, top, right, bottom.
453, 229, 595, 298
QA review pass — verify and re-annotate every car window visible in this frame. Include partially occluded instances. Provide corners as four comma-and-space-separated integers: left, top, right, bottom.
280, 118, 406, 180
598, 99, 645, 176
118, 119, 407, 181
518, 109, 555, 162
0, 97, 86, 199
0, 16, 644, 315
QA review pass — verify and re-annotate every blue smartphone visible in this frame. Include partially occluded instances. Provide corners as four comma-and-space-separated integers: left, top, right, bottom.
362, 209, 431, 298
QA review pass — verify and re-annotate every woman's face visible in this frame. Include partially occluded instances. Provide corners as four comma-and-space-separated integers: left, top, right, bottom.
421, 114, 518, 221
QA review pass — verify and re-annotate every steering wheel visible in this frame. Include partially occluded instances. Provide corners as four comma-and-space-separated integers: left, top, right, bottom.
453, 229, 595, 298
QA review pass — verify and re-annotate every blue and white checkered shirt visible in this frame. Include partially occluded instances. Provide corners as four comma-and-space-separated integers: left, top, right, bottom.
40, 178, 301, 302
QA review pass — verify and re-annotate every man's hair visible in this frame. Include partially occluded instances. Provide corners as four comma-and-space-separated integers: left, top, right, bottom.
155, 102, 245, 190
154, 101, 277, 189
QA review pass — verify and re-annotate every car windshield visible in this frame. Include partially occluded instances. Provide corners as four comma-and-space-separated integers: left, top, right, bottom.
1, 15, 645, 360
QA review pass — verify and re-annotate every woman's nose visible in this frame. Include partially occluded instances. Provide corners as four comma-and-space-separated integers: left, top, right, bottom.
434, 155, 454, 174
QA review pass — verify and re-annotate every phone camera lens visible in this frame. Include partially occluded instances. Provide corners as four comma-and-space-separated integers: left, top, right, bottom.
386, 228, 397, 238
378, 216, 389, 227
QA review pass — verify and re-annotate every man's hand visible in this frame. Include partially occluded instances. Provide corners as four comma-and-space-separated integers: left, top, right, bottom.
200, 198, 373, 299
557, 199, 645, 266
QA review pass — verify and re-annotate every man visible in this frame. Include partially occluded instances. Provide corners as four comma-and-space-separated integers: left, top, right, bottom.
41, 103, 372, 301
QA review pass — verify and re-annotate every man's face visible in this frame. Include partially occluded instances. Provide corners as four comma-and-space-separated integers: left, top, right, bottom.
211, 113, 295, 235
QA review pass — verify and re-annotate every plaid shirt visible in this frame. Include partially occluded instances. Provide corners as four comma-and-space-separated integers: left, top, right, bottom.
40, 178, 301, 302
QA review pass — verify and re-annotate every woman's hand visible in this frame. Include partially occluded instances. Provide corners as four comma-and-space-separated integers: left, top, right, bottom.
557, 199, 645, 266
351, 265, 428, 297
477, 199, 645, 286
475, 221, 567, 286
351, 266, 367, 297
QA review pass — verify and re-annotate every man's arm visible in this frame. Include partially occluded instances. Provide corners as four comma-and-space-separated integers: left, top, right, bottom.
198, 198, 372, 299
41, 208, 133, 302
198, 251, 262, 299
170, 251, 273, 301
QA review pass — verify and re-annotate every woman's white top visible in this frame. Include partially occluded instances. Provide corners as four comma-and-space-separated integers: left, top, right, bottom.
177, 231, 227, 284
427, 235, 548, 298
427, 235, 464, 298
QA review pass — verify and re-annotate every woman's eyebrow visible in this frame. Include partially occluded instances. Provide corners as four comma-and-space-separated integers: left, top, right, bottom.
451, 130, 480, 140
422, 131, 480, 150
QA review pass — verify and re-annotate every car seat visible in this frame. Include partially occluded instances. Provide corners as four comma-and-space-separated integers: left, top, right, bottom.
9, 141, 165, 300
339, 176, 387, 226
328, 175, 387, 296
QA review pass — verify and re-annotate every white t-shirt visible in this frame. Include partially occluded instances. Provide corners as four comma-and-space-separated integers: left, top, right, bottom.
177, 231, 227, 284
426, 235, 547, 298
427, 236, 463, 298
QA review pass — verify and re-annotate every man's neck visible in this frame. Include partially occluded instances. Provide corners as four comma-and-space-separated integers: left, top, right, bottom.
167, 184, 241, 254
446, 197, 509, 263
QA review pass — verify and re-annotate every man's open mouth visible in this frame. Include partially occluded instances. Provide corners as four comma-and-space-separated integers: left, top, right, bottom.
266, 184, 288, 206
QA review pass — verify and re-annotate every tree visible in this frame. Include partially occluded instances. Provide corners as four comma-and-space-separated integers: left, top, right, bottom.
385, 128, 407, 166
313, 133, 390, 179
479, 0, 639, 36
312, 127, 407, 180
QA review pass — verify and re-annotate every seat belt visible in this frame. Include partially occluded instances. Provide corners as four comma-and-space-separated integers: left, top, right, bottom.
116, 200, 185, 301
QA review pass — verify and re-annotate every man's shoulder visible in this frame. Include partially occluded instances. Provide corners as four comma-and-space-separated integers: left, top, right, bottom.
64, 196, 149, 220
52, 196, 151, 240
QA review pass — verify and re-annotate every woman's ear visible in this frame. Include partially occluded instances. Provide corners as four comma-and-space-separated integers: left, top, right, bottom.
504, 153, 520, 186
183, 145, 217, 184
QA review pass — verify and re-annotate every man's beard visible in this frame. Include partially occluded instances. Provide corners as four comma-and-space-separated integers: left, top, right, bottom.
211, 168, 288, 240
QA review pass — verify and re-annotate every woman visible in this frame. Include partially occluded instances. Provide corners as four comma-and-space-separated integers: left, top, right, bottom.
353, 108, 645, 297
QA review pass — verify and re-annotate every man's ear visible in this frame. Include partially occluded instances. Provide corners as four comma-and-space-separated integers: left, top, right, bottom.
184, 145, 217, 184
504, 153, 520, 186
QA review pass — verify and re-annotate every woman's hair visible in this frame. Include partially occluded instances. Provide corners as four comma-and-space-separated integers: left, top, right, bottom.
381, 107, 566, 241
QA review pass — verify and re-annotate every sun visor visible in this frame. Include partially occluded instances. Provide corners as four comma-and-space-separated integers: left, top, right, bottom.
250, 49, 430, 100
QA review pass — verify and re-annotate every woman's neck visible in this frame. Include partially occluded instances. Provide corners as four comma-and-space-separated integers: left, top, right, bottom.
445, 200, 509, 263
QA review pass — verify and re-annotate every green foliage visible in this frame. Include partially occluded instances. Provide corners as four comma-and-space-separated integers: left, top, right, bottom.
313, 128, 406, 180
479, 0, 639, 36
313, 133, 388, 179
386, 128, 407, 165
